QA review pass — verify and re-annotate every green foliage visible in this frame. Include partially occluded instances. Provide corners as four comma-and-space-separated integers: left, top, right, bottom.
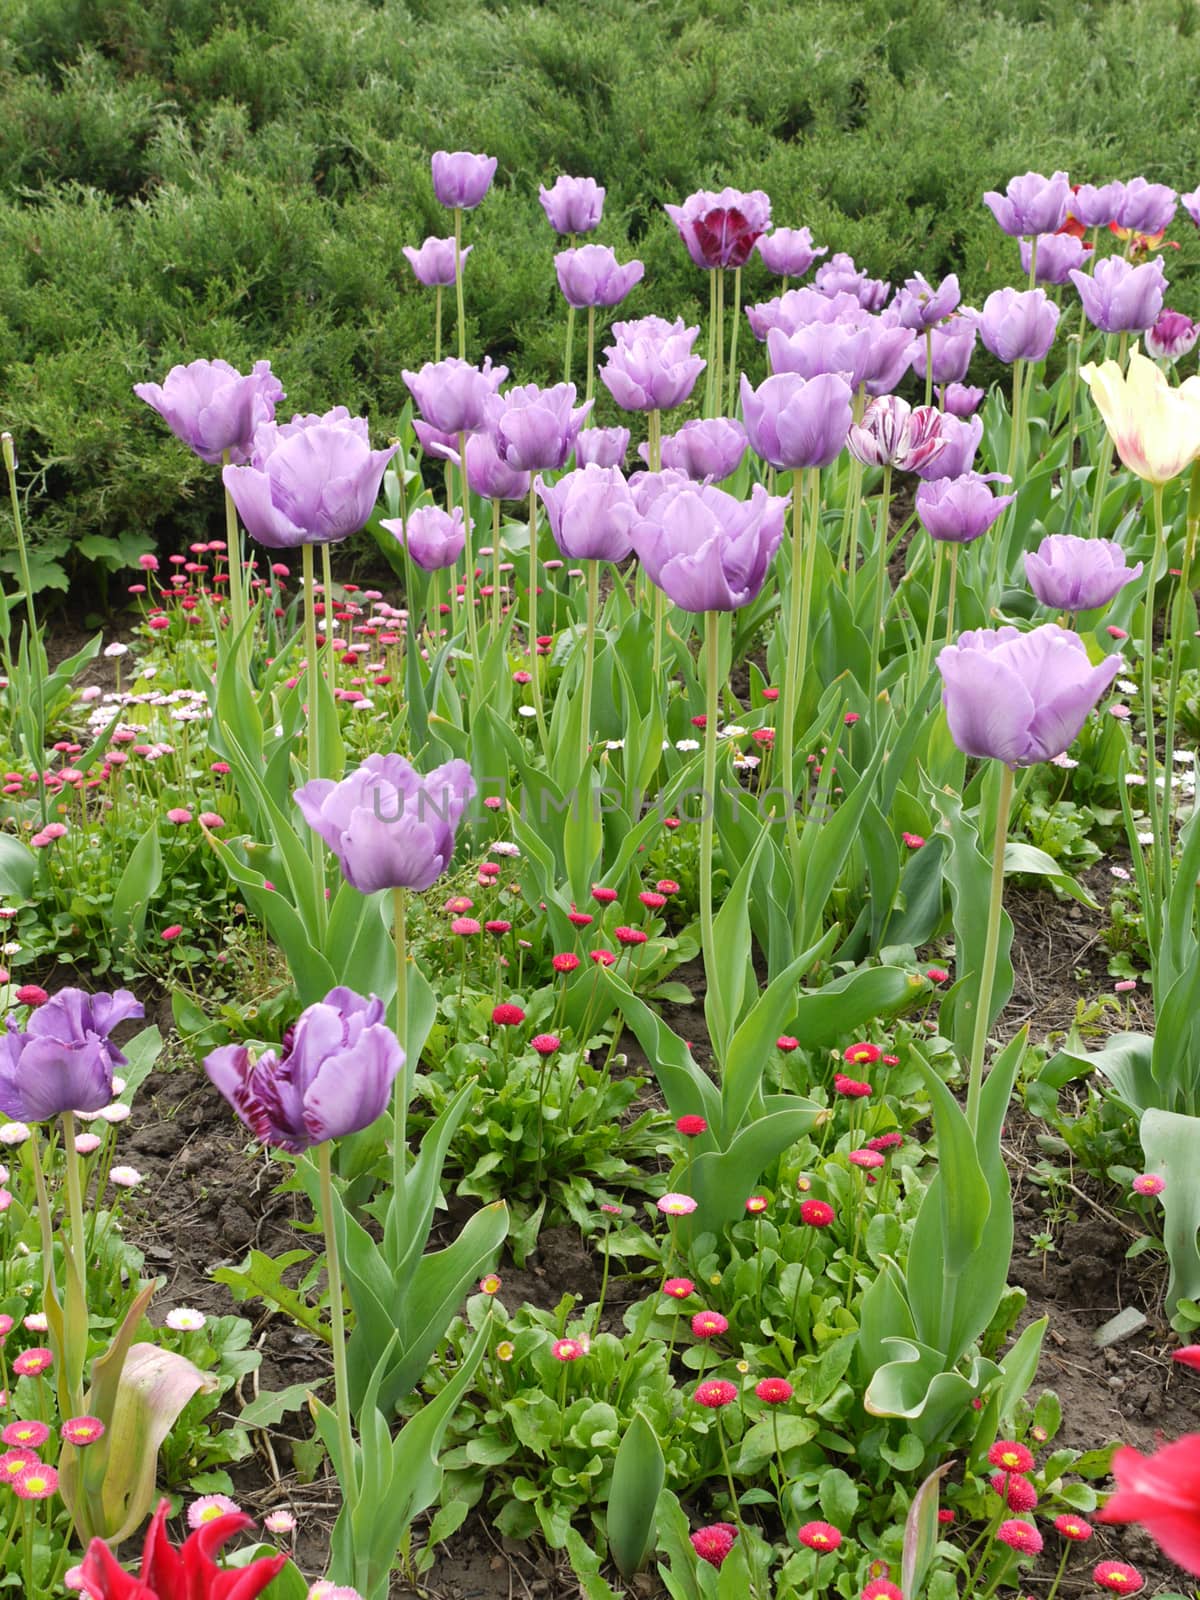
3, 0, 1200, 576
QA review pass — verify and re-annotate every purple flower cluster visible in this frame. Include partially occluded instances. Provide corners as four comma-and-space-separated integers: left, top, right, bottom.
0, 988, 143, 1122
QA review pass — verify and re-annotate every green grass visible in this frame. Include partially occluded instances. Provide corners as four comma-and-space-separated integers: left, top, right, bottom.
1, 0, 1199, 581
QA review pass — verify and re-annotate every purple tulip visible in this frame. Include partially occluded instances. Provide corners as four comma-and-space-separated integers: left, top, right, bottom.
911, 413, 983, 481
848, 396, 948, 474
574, 426, 630, 470
381, 505, 467, 572
412, 419, 460, 460
402, 237, 471, 287
486, 383, 591, 472
539, 174, 605, 235
940, 383, 986, 417
134, 359, 284, 466
1019, 232, 1092, 285
982, 170, 1071, 237
916, 473, 1015, 544
205, 988, 404, 1153
1116, 177, 1176, 236
814, 253, 890, 309
937, 623, 1122, 766
1183, 186, 1200, 228
1146, 309, 1199, 363
535, 465, 636, 562
909, 315, 977, 386
0, 986, 144, 1121
745, 287, 858, 341
893, 272, 961, 332
423, 429, 532, 501
403, 357, 504, 437
1071, 182, 1126, 228
223, 414, 397, 549
860, 315, 918, 396
1024, 534, 1143, 612
767, 321, 875, 391
431, 150, 497, 210
755, 227, 827, 278
654, 418, 747, 481
599, 322, 705, 413
630, 474, 789, 612
554, 245, 645, 309
296, 753, 475, 894
978, 287, 1060, 363
1069, 256, 1167, 335
664, 187, 771, 269
740, 372, 853, 471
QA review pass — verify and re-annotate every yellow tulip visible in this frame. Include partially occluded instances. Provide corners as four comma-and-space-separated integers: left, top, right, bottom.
1080, 346, 1200, 485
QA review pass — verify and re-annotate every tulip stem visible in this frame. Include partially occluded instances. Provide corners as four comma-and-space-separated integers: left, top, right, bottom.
867, 465, 893, 711
60, 1111, 88, 1415
919, 540, 946, 687
706, 272, 718, 416
714, 269, 726, 423
585, 306, 596, 410
317, 1142, 359, 1508
302, 543, 327, 937
923, 329, 933, 408
435, 284, 442, 364
563, 302, 576, 389
1162, 463, 1200, 907
527, 484, 549, 758
221, 453, 248, 656
1026, 234, 1039, 290
944, 543, 960, 648
453, 207, 466, 361
458, 432, 479, 666
580, 561, 599, 776
1142, 482, 1165, 915
965, 762, 1015, 1138
700, 611, 720, 996
491, 498, 503, 637
727, 266, 742, 417
393, 885, 409, 1153
1087, 335, 1128, 544
780, 468, 810, 879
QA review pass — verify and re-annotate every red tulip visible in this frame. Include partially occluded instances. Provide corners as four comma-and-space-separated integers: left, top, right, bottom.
81, 1500, 287, 1599
1097, 1435, 1200, 1576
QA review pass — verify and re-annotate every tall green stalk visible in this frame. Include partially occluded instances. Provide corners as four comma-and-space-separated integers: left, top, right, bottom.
302, 544, 327, 937
453, 208, 467, 361
580, 561, 600, 775
726, 266, 742, 415
222, 452, 248, 651
584, 306, 596, 409
867, 465, 893, 710
317, 1142, 359, 1509
965, 763, 1015, 1137
700, 612, 720, 985
527, 483, 549, 756
1159, 461, 1200, 890
457, 431, 479, 665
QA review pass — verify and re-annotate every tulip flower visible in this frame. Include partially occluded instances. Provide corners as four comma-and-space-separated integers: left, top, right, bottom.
380, 505, 467, 572
745, 285, 856, 341
916, 473, 1015, 544
1183, 186, 1200, 229
1069, 256, 1167, 335
630, 474, 788, 613
296, 753, 475, 895
402, 357, 504, 437
848, 396, 948, 474
1019, 231, 1091, 285
486, 382, 590, 473
0, 1019, 112, 1122
664, 187, 771, 270
1146, 310, 1199, 363
1096, 1434, 1200, 1576
574, 426, 630, 469
1025, 534, 1143, 612
860, 315, 918, 395
909, 315, 977, 386
978, 287, 1060, 363
205, 987, 404, 1152
740, 372, 853, 471
535, 465, 635, 562
911, 413, 982, 481
937, 624, 1121, 767
893, 272, 961, 331
222, 412, 397, 549
1080, 348, 1200, 484
1116, 177, 1177, 236
599, 322, 705, 413
814, 252, 890, 309
983, 170, 1071, 236
82, 1498, 287, 1600
402, 237, 470, 287
940, 383, 985, 416
427, 429, 530, 501
134, 358, 284, 465
539, 175, 605, 235
654, 418, 747, 481
755, 226, 827, 279
554, 245, 644, 309
25, 987, 143, 1068
767, 321, 875, 391
430, 150, 496, 210
1072, 182, 1126, 228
